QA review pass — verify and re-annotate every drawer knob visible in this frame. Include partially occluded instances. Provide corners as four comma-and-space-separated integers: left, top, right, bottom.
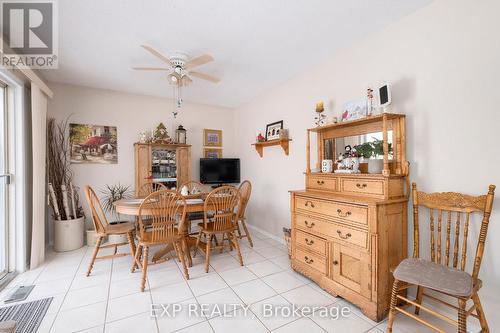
356, 183, 367, 189
305, 238, 314, 245
336, 209, 352, 217
316, 180, 325, 185
336, 230, 352, 239
333, 260, 339, 265
304, 256, 314, 264
304, 200, 315, 208
304, 221, 315, 228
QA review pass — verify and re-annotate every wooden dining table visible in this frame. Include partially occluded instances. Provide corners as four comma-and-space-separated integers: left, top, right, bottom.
114, 195, 213, 267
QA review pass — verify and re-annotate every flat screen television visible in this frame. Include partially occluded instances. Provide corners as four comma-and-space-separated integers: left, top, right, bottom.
200, 158, 240, 184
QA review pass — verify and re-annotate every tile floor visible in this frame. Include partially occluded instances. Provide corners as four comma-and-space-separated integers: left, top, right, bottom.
0, 230, 459, 333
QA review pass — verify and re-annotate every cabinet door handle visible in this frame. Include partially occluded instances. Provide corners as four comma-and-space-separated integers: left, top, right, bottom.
336, 209, 352, 217
333, 260, 339, 265
336, 230, 352, 239
304, 200, 315, 208
304, 256, 314, 264
305, 238, 314, 245
316, 180, 325, 185
356, 183, 367, 189
304, 220, 315, 228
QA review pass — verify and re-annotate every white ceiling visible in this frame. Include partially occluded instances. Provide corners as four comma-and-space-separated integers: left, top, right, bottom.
41, 0, 432, 108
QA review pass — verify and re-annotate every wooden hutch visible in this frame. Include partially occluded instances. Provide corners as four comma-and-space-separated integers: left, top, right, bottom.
134, 143, 191, 196
289, 113, 409, 321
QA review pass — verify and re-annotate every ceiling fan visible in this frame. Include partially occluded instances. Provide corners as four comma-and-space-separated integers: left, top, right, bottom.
133, 45, 220, 86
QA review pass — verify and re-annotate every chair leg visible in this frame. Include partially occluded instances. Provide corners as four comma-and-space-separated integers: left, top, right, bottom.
131, 244, 142, 273
205, 236, 212, 273
140, 246, 149, 292
193, 231, 202, 258
458, 298, 467, 333
414, 286, 424, 315
127, 232, 137, 272
183, 237, 193, 268
240, 219, 253, 247
472, 292, 489, 332
173, 242, 183, 263
86, 236, 103, 277
230, 232, 243, 266
176, 241, 190, 280
386, 279, 400, 333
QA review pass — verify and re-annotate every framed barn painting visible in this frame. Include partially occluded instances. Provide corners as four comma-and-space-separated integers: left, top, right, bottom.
70, 123, 118, 164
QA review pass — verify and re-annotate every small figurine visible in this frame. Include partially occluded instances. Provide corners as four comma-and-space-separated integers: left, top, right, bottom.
180, 185, 189, 196
256, 131, 265, 142
139, 131, 149, 143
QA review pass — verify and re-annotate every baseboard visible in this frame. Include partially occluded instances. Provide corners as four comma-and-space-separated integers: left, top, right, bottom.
246, 223, 286, 245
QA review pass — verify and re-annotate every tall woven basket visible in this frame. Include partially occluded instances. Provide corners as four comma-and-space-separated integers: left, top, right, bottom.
282, 227, 292, 258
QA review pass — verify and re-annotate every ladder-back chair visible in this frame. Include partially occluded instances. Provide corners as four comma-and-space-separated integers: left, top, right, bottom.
387, 183, 496, 333
84, 186, 136, 276
193, 186, 243, 273
236, 180, 253, 247
131, 189, 189, 292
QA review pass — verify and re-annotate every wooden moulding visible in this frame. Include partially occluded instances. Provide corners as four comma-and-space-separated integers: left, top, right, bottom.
252, 138, 291, 157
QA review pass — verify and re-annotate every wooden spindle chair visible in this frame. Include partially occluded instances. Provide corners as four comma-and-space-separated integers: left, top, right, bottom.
131, 189, 189, 292
179, 180, 210, 235
138, 182, 167, 198
84, 186, 136, 276
387, 183, 496, 333
193, 186, 243, 273
235, 180, 253, 247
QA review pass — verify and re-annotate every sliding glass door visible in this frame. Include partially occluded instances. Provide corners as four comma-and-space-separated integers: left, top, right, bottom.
0, 81, 8, 278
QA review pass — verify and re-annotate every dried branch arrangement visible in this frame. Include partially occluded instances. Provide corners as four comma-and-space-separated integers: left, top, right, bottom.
47, 117, 84, 220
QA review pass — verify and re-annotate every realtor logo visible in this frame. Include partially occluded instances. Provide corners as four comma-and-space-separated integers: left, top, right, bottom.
0, 0, 58, 68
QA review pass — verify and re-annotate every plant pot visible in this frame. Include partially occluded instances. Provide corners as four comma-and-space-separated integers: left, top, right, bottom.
54, 217, 85, 252
368, 158, 384, 174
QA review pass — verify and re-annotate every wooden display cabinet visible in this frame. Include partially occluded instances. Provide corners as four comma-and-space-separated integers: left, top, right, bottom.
290, 113, 409, 321
134, 143, 191, 196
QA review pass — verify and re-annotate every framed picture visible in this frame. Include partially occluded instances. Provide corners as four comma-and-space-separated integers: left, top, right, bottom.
341, 99, 368, 122
204, 148, 222, 159
69, 123, 118, 164
265, 120, 283, 141
203, 129, 222, 147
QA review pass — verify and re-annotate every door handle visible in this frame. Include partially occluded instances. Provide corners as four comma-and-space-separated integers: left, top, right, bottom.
0, 174, 12, 185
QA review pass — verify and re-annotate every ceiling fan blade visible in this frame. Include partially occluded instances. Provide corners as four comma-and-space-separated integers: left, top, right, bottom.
185, 54, 214, 70
132, 67, 170, 71
140, 45, 172, 66
189, 71, 220, 83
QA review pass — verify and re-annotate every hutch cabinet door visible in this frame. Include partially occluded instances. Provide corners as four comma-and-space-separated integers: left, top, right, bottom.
135, 144, 151, 194
176, 147, 191, 187
331, 242, 371, 299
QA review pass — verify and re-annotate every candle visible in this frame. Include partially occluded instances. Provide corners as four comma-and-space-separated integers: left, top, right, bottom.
316, 101, 324, 112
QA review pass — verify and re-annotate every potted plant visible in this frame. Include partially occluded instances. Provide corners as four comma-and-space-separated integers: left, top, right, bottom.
47, 118, 85, 252
99, 183, 132, 243
354, 138, 393, 174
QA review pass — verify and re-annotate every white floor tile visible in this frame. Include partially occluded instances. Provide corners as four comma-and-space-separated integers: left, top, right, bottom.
254, 246, 288, 259
187, 274, 228, 296
36, 312, 56, 333
29, 278, 73, 299
209, 307, 267, 333
281, 285, 335, 309
195, 287, 243, 319
71, 273, 110, 291
109, 275, 148, 299
106, 292, 153, 323
218, 267, 257, 286
156, 298, 206, 333
173, 320, 213, 333
246, 260, 284, 278
261, 271, 306, 293
272, 317, 325, 333
146, 267, 185, 289
309, 303, 373, 333
51, 301, 107, 333
268, 255, 291, 270
376, 311, 458, 333
150, 281, 194, 304
105, 311, 158, 333
235, 251, 266, 265
250, 294, 300, 331
209, 256, 242, 273
232, 279, 277, 305
61, 284, 109, 311
78, 326, 105, 333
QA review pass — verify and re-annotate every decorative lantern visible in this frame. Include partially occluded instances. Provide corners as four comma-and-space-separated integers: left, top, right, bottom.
176, 125, 187, 144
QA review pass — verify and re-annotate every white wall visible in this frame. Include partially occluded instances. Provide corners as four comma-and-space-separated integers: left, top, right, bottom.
47, 82, 236, 229
233, 0, 500, 326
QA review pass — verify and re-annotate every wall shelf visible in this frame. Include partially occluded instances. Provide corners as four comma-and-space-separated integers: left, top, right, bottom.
252, 138, 291, 157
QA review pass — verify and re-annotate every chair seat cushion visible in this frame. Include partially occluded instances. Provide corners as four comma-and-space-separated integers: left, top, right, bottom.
393, 258, 473, 297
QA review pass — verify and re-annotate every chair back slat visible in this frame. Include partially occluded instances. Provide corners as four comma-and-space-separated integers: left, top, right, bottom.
138, 190, 186, 242
411, 183, 495, 278
237, 181, 252, 220
204, 186, 240, 232
85, 186, 108, 234
138, 182, 167, 198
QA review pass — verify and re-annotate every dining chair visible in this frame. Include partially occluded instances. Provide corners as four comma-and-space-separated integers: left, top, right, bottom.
387, 183, 495, 333
235, 180, 253, 247
132, 189, 189, 292
193, 186, 243, 273
179, 180, 211, 236
84, 186, 137, 276
138, 182, 167, 197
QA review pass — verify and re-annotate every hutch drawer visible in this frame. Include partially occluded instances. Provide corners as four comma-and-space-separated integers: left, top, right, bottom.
295, 196, 368, 226
306, 174, 337, 192
295, 229, 327, 255
331, 223, 368, 249
295, 247, 327, 274
341, 178, 384, 196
